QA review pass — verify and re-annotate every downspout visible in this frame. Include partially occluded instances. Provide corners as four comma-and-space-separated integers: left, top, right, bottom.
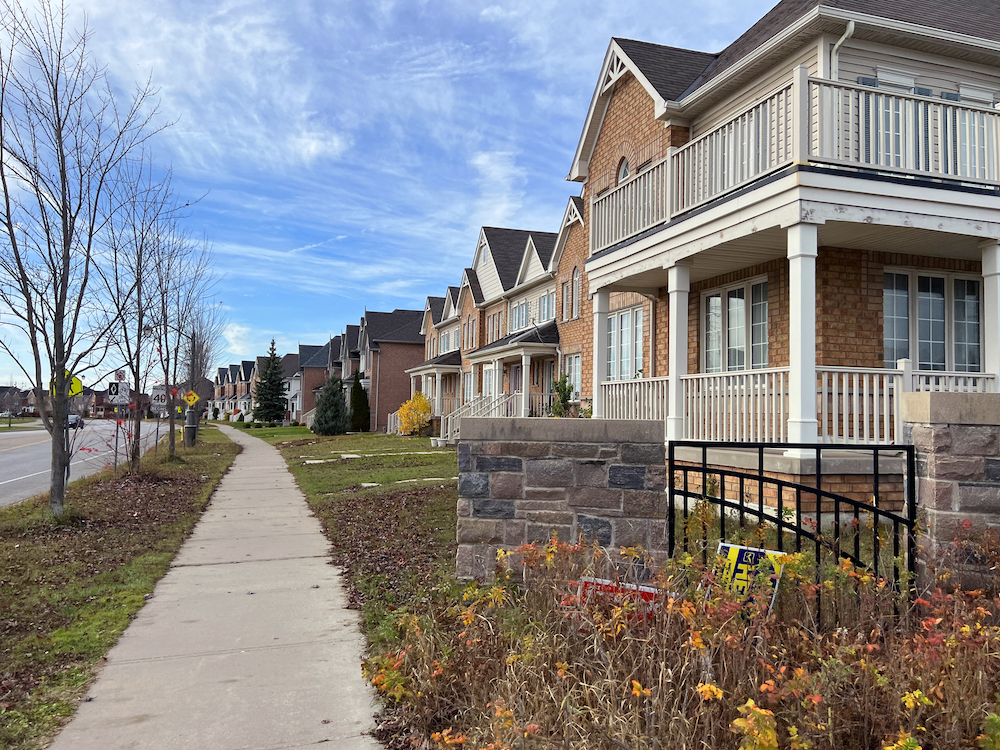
831, 20, 855, 82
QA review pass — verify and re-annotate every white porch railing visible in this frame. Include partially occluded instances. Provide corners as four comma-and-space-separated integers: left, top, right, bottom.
601, 377, 670, 420
681, 368, 790, 442
817, 367, 900, 445
441, 393, 519, 443
910, 371, 996, 393
387, 409, 402, 436
591, 71, 1000, 253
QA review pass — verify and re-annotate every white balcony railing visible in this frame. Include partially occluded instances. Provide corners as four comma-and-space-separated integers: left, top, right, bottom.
387, 409, 402, 436
910, 371, 996, 393
681, 368, 790, 443
600, 377, 670, 420
527, 392, 557, 417
591, 69, 1000, 253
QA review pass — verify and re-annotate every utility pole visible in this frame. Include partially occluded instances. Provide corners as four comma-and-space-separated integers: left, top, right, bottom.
184, 328, 198, 448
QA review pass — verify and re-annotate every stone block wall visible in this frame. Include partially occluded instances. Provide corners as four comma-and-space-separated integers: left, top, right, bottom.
456, 418, 667, 579
902, 392, 1000, 553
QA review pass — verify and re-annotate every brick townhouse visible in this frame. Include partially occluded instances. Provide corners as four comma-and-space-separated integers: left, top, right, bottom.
358, 309, 426, 432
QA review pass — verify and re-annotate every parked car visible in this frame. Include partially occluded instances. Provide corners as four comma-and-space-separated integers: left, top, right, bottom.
68, 414, 84, 429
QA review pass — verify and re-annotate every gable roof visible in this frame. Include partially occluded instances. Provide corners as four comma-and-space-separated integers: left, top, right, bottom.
301, 342, 329, 369
482, 227, 536, 291
228, 364, 240, 383
342, 325, 360, 358
363, 309, 425, 346
549, 196, 588, 274
281, 354, 300, 379
474, 319, 560, 354
240, 360, 255, 380
298, 344, 323, 369
463, 268, 484, 306
613, 37, 717, 102
327, 336, 341, 368
427, 296, 446, 325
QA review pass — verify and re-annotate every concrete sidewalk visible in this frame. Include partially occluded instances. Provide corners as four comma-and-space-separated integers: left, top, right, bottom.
49, 425, 382, 750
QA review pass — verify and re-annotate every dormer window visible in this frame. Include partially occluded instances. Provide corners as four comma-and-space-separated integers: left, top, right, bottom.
617, 158, 630, 184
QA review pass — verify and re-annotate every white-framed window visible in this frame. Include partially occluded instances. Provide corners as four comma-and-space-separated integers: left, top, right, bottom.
572, 268, 580, 318
617, 158, 630, 184
440, 330, 451, 353
565, 354, 582, 398
883, 270, 982, 371
463, 371, 474, 400
538, 290, 556, 322
562, 281, 571, 321
703, 277, 769, 373
483, 367, 494, 396
606, 306, 644, 380
511, 300, 529, 331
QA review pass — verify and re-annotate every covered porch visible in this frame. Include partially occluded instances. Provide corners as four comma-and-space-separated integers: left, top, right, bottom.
590, 215, 1000, 447
406, 351, 463, 417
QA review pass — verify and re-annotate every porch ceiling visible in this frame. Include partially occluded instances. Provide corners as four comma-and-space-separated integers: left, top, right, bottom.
606, 221, 986, 290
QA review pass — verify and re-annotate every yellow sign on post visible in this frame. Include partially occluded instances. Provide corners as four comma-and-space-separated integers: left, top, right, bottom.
716, 542, 785, 613
183, 390, 200, 407
50, 370, 83, 397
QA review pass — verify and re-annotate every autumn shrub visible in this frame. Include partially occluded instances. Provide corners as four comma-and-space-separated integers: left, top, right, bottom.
399, 392, 433, 436
366, 536, 1000, 750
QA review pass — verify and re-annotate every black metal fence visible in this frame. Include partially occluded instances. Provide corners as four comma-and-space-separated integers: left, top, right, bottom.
667, 441, 917, 592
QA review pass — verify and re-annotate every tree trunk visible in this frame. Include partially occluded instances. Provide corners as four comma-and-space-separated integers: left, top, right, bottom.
167, 394, 176, 457
48, 396, 68, 517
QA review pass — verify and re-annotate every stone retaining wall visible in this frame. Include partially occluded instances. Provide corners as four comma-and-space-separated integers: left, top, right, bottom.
456, 418, 666, 579
902, 392, 1000, 555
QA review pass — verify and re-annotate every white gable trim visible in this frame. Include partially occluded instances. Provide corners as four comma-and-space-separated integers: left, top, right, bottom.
515, 236, 541, 287
569, 39, 668, 183
549, 198, 586, 274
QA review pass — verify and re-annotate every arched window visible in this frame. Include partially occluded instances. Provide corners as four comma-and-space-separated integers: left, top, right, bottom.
572, 268, 580, 318
617, 158, 631, 184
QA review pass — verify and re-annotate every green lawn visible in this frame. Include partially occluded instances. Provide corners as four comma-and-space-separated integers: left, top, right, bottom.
268, 431, 459, 649
0, 427, 240, 750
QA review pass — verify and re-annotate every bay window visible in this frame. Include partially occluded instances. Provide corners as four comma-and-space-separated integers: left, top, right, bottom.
883, 271, 982, 371
703, 279, 768, 373
605, 306, 644, 380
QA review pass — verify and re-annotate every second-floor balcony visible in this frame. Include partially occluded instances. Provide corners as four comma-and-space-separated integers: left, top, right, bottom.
591, 67, 1000, 254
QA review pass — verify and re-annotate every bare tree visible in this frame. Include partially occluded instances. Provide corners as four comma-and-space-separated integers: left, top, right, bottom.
0, 0, 162, 516
97, 157, 177, 471
149, 228, 215, 459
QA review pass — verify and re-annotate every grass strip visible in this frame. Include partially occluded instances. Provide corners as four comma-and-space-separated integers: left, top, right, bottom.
268, 430, 459, 651
0, 426, 240, 750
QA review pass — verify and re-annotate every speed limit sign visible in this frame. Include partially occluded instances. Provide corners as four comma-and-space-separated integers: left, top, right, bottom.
151, 385, 168, 415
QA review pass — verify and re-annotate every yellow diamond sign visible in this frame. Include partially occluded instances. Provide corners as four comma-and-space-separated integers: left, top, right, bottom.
183, 390, 200, 407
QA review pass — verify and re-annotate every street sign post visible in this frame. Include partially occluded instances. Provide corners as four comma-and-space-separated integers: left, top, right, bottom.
107, 381, 131, 406
150, 385, 168, 415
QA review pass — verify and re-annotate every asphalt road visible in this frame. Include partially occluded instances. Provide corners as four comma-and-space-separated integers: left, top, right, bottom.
0, 419, 166, 507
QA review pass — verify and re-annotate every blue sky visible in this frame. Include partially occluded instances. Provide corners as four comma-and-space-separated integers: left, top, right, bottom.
1, 0, 780, 383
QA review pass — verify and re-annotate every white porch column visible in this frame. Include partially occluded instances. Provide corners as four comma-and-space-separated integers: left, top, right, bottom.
493, 359, 502, 395
982, 240, 1000, 381
434, 374, 444, 416
787, 222, 819, 445
666, 263, 690, 441
520, 353, 531, 417
420, 374, 428, 398
591, 288, 610, 419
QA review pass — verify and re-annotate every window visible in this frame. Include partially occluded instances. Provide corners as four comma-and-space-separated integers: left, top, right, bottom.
484, 367, 494, 396
463, 371, 474, 400
440, 331, 450, 353
605, 306, 644, 380
538, 290, 556, 322
703, 279, 768, 373
511, 300, 529, 331
572, 268, 580, 318
883, 271, 981, 371
617, 158, 630, 184
565, 354, 582, 397
562, 282, 571, 320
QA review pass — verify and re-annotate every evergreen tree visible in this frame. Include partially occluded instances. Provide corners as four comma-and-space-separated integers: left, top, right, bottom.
253, 340, 287, 422
349, 371, 370, 432
313, 376, 349, 436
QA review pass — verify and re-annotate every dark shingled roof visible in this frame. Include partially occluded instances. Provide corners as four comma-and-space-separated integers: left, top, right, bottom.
301, 342, 330, 369
240, 360, 255, 380
571, 196, 584, 213
482, 227, 536, 291
216, 367, 227, 384
281, 354, 300, 379
464, 269, 484, 305
616, 1, 1000, 103
427, 296, 446, 325
228, 364, 240, 383
530, 232, 558, 271
613, 38, 718, 102
327, 336, 341, 368
415, 350, 463, 368
364, 309, 425, 345
343, 325, 360, 357
298, 344, 323, 369
475, 320, 560, 354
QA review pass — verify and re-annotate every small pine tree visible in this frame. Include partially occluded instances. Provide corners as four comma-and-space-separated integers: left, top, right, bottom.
313, 376, 349, 436
349, 371, 370, 432
253, 340, 287, 423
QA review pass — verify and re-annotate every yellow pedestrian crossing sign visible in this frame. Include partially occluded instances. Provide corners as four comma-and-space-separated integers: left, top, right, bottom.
50, 371, 83, 397
183, 390, 200, 407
